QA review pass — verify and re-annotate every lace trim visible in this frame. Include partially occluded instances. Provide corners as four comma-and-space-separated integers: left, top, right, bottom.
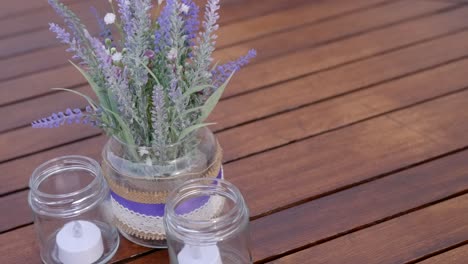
111, 170, 225, 240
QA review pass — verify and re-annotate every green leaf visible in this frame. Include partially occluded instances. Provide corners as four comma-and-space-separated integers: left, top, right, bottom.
198, 71, 235, 122
181, 106, 204, 117
69, 60, 113, 110
182, 84, 214, 99
141, 62, 161, 86
51, 87, 98, 110
178, 123, 216, 141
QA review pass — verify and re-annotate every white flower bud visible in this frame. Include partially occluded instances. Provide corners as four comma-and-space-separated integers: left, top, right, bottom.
104, 13, 116, 25
112, 52, 123, 62
180, 3, 190, 14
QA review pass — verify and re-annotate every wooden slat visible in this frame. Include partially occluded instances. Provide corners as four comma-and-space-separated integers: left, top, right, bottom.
216, 0, 390, 47
418, 244, 468, 264
0, 0, 106, 39
4, 20, 468, 195
0, 0, 452, 107
269, 194, 468, 264
0, 0, 389, 82
2, 52, 468, 197
0, 224, 165, 264
128, 148, 468, 263
1, 2, 464, 131
0, 0, 316, 60
4, 21, 468, 164
6, 53, 468, 231
225, 5, 468, 98
0, 0, 77, 20
0, 0, 451, 108
6, 89, 468, 262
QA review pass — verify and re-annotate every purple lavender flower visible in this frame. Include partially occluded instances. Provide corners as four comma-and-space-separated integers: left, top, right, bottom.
212, 49, 257, 86
181, 0, 200, 46
32, 108, 88, 128
49, 23, 71, 44
155, 0, 176, 52
90, 6, 112, 39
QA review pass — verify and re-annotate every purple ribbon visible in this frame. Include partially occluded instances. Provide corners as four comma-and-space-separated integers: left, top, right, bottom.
111, 168, 223, 217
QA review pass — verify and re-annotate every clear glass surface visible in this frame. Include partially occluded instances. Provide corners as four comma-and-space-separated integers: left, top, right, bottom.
28, 156, 119, 264
164, 178, 253, 264
101, 128, 220, 248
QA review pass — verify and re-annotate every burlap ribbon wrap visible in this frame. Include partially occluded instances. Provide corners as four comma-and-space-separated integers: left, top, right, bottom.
104, 142, 223, 241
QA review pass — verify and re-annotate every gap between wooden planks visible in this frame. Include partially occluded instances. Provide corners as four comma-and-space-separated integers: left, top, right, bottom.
125, 150, 468, 263
417, 244, 468, 264
0, 0, 316, 60
0, 0, 389, 82
119, 89, 468, 263
268, 194, 468, 264
3, 8, 468, 177
5, 51, 468, 262
0, 0, 453, 107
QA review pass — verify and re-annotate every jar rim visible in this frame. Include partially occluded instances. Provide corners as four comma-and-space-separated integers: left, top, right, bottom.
111, 127, 209, 150
164, 178, 248, 242
29, 155, 102, 199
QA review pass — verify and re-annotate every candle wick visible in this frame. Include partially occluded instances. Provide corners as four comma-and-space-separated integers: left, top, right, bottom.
72, 221, 83, 238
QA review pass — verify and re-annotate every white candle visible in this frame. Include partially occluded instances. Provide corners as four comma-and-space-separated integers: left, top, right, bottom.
56, 220, 104, 264
178, 244, 222, 264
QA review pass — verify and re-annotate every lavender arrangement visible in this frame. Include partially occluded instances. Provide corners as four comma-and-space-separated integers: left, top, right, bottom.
32, 0, 256, 162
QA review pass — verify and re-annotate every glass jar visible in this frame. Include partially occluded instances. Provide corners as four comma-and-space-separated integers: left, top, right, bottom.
101, 128, 223, 248
164, 178, 252, 264
28, 156, 119, 264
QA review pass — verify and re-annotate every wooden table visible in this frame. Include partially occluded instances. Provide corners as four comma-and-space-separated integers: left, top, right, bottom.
2, 0, 468, 263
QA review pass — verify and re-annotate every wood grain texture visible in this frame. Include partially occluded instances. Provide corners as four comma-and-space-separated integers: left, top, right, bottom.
0, 4, 466, 158
0, 0, 315, 60
0, 0, 438, 107
3, 27, 468, 195
5, 69, 468, 236
127, 148, 468, 263
270, 194, 468, 264
0, 0, 388, 82
418, 244, 468, 264
2, 1, 468, 263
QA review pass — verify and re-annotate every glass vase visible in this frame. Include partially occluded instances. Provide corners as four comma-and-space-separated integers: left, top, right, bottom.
101, 128, 223, 248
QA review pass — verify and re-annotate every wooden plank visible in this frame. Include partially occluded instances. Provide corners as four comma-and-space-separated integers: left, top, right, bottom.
224, 90, 468, 219
0, 0, 107, 39
127, 148, 468, 263
216, 0, 391, 47
1, 51, 467, 196
0, 0, 317, 60
418, 244, 468, 264
5, 54, 468, 231
5, 57, 468, 230
224, 5, 468, 98
0, 0, 77, 20
0, 0, 312, 39
4, 23, 468, 163
1, 1, 457, 132
4, 24, 468, 195
7, 92, 468, 262
0, 0, 389, 82
5, 72, 468, 263
0, 0, 452, 107
0, 191, 31, 232
0, 225, 164, 264
269, 194, 468, 264
0, 4, 468, 131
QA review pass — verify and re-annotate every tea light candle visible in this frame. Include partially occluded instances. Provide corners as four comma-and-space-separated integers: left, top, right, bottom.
56, 221, 104, 264
178, 244, 222, 264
